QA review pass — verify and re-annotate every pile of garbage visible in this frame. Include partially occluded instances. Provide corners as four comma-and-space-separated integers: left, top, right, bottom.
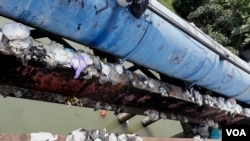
30, 128, 143, 141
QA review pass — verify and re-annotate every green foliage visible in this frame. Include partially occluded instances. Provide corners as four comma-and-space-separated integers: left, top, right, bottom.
172, 0, 210, 18
172, 0, 250, 54
157, 0, 175, 11
187, 3, 233, 45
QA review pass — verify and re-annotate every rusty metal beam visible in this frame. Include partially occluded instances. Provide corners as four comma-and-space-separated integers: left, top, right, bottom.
0, 53, 250, 125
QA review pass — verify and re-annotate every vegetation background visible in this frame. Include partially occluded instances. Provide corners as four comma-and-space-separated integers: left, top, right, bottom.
158, 0, 250, 54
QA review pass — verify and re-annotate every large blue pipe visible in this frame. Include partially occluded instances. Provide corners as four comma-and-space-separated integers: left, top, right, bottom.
0, 0, 250, 104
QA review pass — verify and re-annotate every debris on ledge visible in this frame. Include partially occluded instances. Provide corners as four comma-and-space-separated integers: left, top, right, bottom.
0, 22, 250, 128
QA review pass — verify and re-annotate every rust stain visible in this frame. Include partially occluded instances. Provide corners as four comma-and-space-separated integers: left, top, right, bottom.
168, 103, 181, 109
138, 95, 151, 103
227, 116, 246, 124
0, 54, 248, 125
214, 113, 228, 123
125, 95, 136, 102
200, 108, 218, 117
184, 107, 197, 113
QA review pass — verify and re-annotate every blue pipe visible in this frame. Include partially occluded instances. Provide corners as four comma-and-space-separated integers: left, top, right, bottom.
0, 0, 250, 104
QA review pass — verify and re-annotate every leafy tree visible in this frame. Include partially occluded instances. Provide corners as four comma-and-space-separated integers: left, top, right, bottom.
172, 0, 250, 54
157, 0, 175, 11
172, 0, 209, 18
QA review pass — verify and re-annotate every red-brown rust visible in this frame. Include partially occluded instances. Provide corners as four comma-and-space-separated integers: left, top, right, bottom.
0, 53, 250, 125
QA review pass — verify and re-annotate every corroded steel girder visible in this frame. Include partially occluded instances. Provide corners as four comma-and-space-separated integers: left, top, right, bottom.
0, 53, 249, 125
